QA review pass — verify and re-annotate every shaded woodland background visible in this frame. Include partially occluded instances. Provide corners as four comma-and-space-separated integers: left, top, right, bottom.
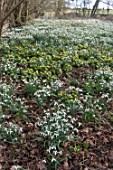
0, 0, 113, 38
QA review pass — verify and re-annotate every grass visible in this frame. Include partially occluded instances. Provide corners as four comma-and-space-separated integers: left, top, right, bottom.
45, 8, 113, 19
65, 8, 113, 15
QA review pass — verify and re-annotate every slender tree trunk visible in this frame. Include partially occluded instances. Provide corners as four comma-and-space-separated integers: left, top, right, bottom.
0, 0, 2, 37
0, 23, 3, 38
83, 0, 86, 17
91, 0, 100, 17
76, 0, 78, 13
55, 0, 64, 17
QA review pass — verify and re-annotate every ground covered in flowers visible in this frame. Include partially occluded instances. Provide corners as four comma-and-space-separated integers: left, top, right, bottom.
0, 19, 113, 170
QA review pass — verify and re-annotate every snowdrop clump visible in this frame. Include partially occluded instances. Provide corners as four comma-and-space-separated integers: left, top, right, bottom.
0, 122, 22, 143
3, 19, 113, 49
37, 101, 78, 161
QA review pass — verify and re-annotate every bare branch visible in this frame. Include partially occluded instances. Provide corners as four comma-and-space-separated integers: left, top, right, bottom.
2, 0, 25, 23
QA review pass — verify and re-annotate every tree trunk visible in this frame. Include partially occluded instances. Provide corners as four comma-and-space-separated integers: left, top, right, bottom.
0, 21, 3, 38
91, 0, 100, 17
0, 0, 25, 38
0, 24, 2, 38
55, 0, 64, 17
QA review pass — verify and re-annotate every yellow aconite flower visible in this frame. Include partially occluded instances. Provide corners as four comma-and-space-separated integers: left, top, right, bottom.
27, 68, 33, 73
69, 95, 73, 99
33, 72, 36, 76
47, 66, 50, 68
30, 58, 35, 62
101, 55, 106, 58
8, 54, 13, 58
107, 57, 112, 61
35, 70, 39, 74
58, 93, 62, 96
15, 46, 19, 49
18, 56, 21, 60
52, 75, 56, 79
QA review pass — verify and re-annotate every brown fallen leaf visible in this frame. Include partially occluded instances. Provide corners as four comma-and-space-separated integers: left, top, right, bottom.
0, 164, 2, 170
82, 127, 89, 134
108, 151, 113, 161
63, 159, 69, 170
10, 167, 15, 170
63, 141, 70, 148
102, 136, 109, 143
86, 139, 95, 147
84, 167, 88, 170
37, 161, 46, 170
96, 131, 102, 136
21, 132, 26, 138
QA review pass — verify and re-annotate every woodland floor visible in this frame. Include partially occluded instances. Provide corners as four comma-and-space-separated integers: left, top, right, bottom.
0, 19, 113, 170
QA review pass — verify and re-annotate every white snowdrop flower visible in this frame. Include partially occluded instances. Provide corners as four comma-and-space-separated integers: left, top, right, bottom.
98, 107, 102, 110
58, 103, 65, 107
73, 128, 79, 133
68, 86, 75, 90
19, 128, 23, 132
67, 115, 71, 119
55, 133, 59, 138
63, 119, 68, 123
58, 151, 62, 155
11, 165, 21, 170
51, 146, 57, 150
79, 104, 84, 110
43, 116, 47, 120
72, 132, 74, 135
45, 112, 50, 117
70, 125, 73, 129
47, 148, 51, 153
9, 129, 13, 134
53, 150, 58, 156
51, 157, 57, 162
1, 115, 5, 118
42, 159, 46, 163
52, 112, 57, 116
54, 101, 58, 106
85, 108, 90, 112
47, 131, 51, 135
107, 98, 112, 102
78, 122, 82, 127
70, 119, 75, 124
50, 136, 54, 140
101, 93, 109, 98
